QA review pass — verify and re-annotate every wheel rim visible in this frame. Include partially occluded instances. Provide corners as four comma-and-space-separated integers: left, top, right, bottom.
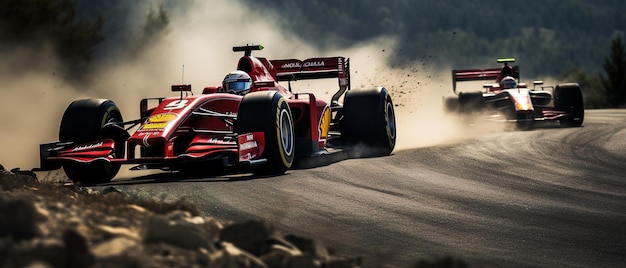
385, 101, 396, 141
278, 108, 294, 157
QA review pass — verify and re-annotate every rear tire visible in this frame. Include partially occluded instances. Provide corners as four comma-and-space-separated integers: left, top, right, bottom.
554, 83, 584, 127
59, 99, 123, 184
342, 87, 396, 156
456, 92, 486, 126
237, 91, 295, 175
443, 96, 459, 113
458, 92, 485, 114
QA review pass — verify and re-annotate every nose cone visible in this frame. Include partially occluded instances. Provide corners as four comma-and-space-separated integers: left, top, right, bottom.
510, 89, 534, 112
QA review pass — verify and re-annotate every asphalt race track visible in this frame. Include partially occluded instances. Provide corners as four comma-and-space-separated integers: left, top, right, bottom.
99, 110, 626, 268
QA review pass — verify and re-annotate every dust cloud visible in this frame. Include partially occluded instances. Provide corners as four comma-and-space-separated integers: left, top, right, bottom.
310, 40, 508, 152
0, 45, 91, 171
0, 0, 502, 172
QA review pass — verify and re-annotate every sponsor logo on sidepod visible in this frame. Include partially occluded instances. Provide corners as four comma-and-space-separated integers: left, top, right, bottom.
239, 134, 257, 150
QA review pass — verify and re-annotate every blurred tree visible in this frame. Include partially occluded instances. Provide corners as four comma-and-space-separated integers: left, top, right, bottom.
601, 35, 626, 107
142, 5, 169, 42
127, 4, 170, 56
240, 0, 626, 78
0, 0, 104, 80
560, 68, 606, 108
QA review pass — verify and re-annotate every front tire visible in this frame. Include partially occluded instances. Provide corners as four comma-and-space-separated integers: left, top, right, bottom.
237, 91, 295, 175
554, 83, 584, 127
59, 99, 123, 184
342, 87, 396, 156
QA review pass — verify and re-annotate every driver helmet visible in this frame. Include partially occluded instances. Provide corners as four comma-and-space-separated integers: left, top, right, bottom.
500, 76, 518, 89
222, 70, 252, 95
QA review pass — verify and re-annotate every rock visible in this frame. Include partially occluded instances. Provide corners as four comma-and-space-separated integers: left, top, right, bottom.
0, 168, 38, 187
144, 212, 214, 251
260, 243, 308, 268
2, 238, 66, 268
102, 186, 123, 195
285, 234, 330, 261
10, 168, 38, 179
102, 186, 126, 200
0, 197, 46, 240
97, 224, 141, 240
283, 254, 320, 268
0, 163, 370, 268
63, 229, 95, 268
126, 204, 148, 214
220, 241, 268, 268
201, 216, 224, 243
96, 254, 147, 268
220, 220, 276, 256
85, 188, 100, 195
92, 236, 141, 258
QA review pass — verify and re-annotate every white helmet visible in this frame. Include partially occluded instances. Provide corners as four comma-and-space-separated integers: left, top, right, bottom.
222, 70, 252, 95
500, 76, 517, 89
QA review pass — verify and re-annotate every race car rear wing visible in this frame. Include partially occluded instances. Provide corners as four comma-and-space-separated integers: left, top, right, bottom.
452, 65, 519, 94
270, 57, 350, 103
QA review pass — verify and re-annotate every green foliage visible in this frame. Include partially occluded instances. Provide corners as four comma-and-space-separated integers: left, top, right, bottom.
239, 0, 626, 108
0, 0, 171, 82
127, 4, 170, 57
142, 5, 170, 41
601, 36, 626, 107
560, 69, 605, 108
0, 0, 104, 79
240, 0, 626, 78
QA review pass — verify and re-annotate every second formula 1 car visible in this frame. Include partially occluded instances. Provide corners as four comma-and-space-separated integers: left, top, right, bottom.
444, 58, 584, 129
36, 45, 396, 183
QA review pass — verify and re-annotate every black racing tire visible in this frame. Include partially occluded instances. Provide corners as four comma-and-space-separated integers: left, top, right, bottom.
341, 87, 396, 156
458, 92, 485, 114
491, 92, 518, 121
59, 99, 123, 184
554, 83, 584, 127
237, 91, 295, 175
443, 96, 459, 113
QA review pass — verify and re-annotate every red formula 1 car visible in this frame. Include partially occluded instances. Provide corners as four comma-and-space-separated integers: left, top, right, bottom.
444, 58, 584, 129
37, 45, 396, 183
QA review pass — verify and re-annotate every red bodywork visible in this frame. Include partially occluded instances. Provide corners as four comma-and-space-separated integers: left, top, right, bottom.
450, 59, 576, 123
39, 45, 350, 172
452, 64, 522, 93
